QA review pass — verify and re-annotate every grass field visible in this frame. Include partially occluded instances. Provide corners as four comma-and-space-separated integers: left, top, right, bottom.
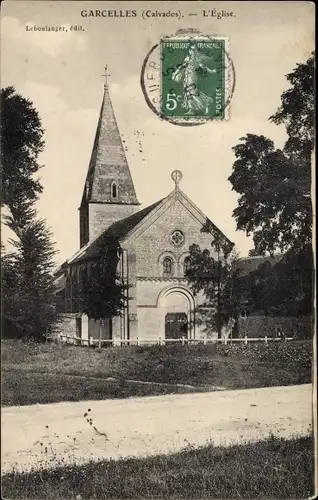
2, 434, 314, 499
2, 339, 312, 406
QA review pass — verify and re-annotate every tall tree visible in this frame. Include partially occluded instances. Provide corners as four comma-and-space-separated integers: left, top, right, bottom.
270, 52, 314, 157
228, 53, 314, 255
1, 87, 58, 341
2, 209, 58, 341
1, 87, 44, 213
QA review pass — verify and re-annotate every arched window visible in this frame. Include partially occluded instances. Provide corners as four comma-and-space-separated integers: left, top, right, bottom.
183, 257, 191, 275
163, 257, 173, 275
111, 181, 118, 200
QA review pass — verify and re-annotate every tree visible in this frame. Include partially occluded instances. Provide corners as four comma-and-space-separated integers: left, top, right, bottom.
1, 250, 24, 338
270, 52, 314, 157
270, 244, 313, 317
1, 87, 58, 341
80, 231, 128, 344
1, 87, 44, 212
248, 248, 260, 257
2, 210, 58, 341
229, 133, 311, 254
235, 244, 313, 318
185, 240, 240, 337
241, 261, 277, 316
228, 53, 314, 255
258, 245, 313, 317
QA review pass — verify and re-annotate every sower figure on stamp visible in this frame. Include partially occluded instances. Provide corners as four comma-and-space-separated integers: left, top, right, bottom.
171, 43, 217, 115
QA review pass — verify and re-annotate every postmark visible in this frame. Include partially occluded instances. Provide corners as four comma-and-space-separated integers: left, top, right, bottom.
141, 30, 235, 126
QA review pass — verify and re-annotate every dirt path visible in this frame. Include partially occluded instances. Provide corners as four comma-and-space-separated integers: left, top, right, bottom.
1, 384, 312, 473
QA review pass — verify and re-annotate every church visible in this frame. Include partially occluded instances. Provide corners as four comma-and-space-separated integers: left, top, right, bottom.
54, 79, 233, 344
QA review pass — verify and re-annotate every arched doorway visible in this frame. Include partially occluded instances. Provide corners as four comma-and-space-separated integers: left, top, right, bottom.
157, 286, 195, 339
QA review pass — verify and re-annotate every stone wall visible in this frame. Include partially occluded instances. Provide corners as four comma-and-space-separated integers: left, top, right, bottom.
89, 203, 138, 242
88, 318, 112, 340
237, 316, 313, 339
56, 313, 78, 337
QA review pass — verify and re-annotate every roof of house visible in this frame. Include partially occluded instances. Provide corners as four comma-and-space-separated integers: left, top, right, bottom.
54, 272, 66, 293
233, 254, 284, 277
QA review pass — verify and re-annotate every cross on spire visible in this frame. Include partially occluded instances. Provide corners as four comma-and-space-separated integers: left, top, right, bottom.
102, 65, 110, 86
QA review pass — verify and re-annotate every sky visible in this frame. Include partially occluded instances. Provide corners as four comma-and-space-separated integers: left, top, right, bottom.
1, 1, 314, 266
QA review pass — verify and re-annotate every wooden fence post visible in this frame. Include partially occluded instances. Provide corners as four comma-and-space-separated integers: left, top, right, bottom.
158, 336, 162, 346
136, 337, 139, 346
182, 336, 185, 346
203, 334, 207, 345
244, 335, 248, 345
265, 336, 268, 345
224, 336, 228, 345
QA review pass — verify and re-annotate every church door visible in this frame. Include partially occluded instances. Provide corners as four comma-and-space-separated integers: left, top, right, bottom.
165, 313, 188, 339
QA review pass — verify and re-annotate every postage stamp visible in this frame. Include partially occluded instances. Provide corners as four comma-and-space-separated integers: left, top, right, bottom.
141, 31, 234, 126
161, 38, 227, 120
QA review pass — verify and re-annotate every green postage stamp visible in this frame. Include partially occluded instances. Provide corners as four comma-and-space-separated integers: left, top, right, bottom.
161, 36, 230, 122
141, 32, 234, 126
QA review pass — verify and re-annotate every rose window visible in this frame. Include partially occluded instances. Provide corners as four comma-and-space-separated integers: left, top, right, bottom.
170, 230, 185, 247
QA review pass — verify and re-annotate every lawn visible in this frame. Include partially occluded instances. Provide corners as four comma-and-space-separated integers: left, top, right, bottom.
2, 339, 313, 406
2, 434, 314, 499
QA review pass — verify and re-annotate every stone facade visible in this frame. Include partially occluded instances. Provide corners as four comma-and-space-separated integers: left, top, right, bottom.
119, 193, 222, 341
87, 203, 138, 243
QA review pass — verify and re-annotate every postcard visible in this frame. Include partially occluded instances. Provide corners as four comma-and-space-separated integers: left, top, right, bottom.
1, 1, 315, 498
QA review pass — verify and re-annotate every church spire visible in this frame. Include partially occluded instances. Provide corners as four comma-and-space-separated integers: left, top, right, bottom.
81, 77, 138, 206
79, 69, 139, 247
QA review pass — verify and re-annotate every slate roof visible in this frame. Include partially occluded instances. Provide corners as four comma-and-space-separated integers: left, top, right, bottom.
80, 84, 139, 207
54, 272, 66, 292
233, 254, 284, 277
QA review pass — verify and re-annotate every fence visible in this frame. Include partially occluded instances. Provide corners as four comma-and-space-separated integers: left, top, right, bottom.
57, 334, 293, 348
